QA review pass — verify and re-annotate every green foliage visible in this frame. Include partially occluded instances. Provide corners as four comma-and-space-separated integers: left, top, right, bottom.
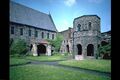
52, 52, 61, 56
98, 43, 111, 59
99, 43, 111, 54
10, 39, 29, 56
63, 52, 69, 56
10, 38, 13, 47
54, 33, 63, 51
46, 33, 63, 53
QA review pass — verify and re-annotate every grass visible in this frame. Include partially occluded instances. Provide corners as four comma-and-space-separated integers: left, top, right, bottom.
25, 55, 68, 61
10, 64, 111, 80
10, 57, 30, 65
59, 59, 111, 73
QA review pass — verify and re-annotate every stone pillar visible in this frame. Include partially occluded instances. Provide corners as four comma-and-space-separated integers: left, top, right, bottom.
74, 44, 84, 60
83, 48, 87, 59
73, 44, 77, 57
47, 45, 51, 56
94, 44, 97, 58
32, 43, 38, 56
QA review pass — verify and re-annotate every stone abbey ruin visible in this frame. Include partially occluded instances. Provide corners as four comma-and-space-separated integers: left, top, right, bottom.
10, 1, 111, 60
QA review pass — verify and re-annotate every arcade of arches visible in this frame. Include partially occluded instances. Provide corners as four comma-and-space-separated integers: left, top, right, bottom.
76, 44, 94, 56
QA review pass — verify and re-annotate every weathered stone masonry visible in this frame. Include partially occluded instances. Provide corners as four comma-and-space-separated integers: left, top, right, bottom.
73, 15, 101, 60
10, 1, 57, 56
60, 15, 102, 60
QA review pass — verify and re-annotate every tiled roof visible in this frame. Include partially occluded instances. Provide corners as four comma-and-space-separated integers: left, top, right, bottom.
10, 1, 57, 32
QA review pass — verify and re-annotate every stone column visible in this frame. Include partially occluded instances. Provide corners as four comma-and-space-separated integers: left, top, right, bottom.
94, 44, 97, 58
83, 47, 87, 59
47, 45, 51, 56
32, 43, 38, 56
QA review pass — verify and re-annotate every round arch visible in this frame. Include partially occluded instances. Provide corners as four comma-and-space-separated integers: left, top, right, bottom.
37, 44, 46, 56
66, 45, 69, 53
77, 44, 82, 55
87, 44, 94, 56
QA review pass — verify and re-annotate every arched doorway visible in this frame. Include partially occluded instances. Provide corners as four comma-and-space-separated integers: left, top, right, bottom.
66, 45, 69, 53
77, 44, 82, 55
37, 44, 46, 56
87, 44, 94, 56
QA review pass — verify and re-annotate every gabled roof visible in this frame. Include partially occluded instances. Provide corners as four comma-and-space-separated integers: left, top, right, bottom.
10, 1, 57, 32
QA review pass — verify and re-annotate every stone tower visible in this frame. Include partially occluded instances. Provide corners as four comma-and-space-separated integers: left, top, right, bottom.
73, 15, 101, 60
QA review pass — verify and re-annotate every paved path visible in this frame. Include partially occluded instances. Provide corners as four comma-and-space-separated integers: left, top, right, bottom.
10, 59, 111, 77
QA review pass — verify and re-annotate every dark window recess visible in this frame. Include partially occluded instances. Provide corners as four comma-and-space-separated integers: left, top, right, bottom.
35, 30, 38, 37
88, 22, 92, 30
52, 34, 54, 39
20, 28, 23, 35
47, 33, 49, 39
42, 32, 44, 39
77, 24, 81, 31
11, 26, 14, 34
29, 29, 31, 36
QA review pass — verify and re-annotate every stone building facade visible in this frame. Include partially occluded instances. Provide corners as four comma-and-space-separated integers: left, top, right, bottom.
101, 31, 111, 46
10, 1, 57, 56
59, 28, 74, 54
73, 15, 101, 60
60, 15, 102, 60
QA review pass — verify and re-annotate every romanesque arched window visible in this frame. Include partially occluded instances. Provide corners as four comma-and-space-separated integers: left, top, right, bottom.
88, 22, 92, 30
42, 32, 44, 39
20, 28, 23, 35
77, 24, 81, 31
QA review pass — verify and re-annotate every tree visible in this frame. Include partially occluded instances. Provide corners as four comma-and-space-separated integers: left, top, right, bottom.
98, 43, 111, 59
10, 39, 29, 56
46, 33, 63, 53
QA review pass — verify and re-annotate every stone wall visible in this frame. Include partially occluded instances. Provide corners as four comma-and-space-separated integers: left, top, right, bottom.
59, 28, 73, 54
73, 15, 101, 59
10, 22, 57, 56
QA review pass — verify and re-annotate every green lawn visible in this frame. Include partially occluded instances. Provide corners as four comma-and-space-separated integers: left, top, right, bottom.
10, 64, 110, 80
10, 57, 30, 65
59, 59, 111, 73
25, 55, 67, 61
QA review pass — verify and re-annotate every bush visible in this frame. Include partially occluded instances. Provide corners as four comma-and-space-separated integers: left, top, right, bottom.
63, 52, 70, 56
52, 52, 61, 56
98, 43, 111, 59
10, 39, 29, 57
46, 33, 63, 52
